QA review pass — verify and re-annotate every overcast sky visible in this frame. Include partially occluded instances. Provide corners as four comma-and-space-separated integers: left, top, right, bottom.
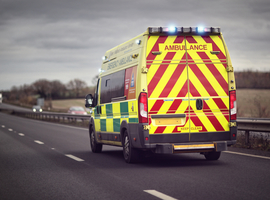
0, 0, 270, 90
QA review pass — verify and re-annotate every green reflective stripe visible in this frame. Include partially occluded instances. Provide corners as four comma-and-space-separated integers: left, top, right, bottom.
94, 107, 100, 119
129, 118, 138, 123
120, 102, 129, 116
96, 101, 138, 133
106, 104, 113, 117
100, 119, 106, 132
99, 118, 138, 133
113, 119, 120, 132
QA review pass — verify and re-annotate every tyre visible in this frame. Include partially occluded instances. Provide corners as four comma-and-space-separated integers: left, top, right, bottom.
123, 130, 141, 163
204, 151, 221, 160
89, 126, 102, 153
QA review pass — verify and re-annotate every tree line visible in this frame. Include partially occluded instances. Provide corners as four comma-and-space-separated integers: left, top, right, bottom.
235, 71, 270, 89
1, 71, 269, 106
2, 78, 95, 106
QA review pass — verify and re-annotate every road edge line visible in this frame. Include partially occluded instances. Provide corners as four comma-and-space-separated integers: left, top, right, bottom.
224, 151, 270, 160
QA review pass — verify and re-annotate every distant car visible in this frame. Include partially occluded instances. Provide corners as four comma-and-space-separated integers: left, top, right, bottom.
68, 106, 87, 115
32, 105, 42, 112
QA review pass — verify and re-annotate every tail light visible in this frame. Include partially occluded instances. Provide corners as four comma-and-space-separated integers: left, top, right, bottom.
229, 90, 237, 120
138, 92, 148, 123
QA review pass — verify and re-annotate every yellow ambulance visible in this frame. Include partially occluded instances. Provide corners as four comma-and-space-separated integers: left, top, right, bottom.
85, 26, 237, 163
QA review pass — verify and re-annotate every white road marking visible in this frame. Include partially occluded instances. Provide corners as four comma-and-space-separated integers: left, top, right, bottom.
18, 133, 25, 136
33, 120, 88, 131
34, 140, 44, 144
65, 154, 84, 162
8, 128, 13, 131
1, 125, 5, 128
224, 151, 270, 160
144, 190, 178, 200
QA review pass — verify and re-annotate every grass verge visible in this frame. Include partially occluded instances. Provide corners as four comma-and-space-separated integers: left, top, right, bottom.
233, 131, 270, 151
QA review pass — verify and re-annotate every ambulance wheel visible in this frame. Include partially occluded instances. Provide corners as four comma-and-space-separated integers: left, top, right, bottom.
123, 130, 141, 163
204, 151, 221, 160
89, 126, 102, 153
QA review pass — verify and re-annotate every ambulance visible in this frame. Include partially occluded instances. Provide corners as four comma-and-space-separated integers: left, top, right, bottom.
85, 26, 237, 163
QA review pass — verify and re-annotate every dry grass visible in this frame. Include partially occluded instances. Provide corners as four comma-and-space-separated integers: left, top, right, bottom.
48, 98, 85, 112
237, 89, 270, 118
233, 132, 270, 151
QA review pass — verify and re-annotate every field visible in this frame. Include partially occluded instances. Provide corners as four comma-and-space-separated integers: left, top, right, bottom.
50, 98, 85, 112
49, 89, 270, 118
236, 89, 270, 118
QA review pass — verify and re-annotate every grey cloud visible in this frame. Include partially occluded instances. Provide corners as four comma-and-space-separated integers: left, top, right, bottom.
249, 0, 270, 14
0, 0, 270, 90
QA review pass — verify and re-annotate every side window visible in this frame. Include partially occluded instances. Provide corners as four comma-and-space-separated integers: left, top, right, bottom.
100, 70, 125, 104
100, 77, 111, 104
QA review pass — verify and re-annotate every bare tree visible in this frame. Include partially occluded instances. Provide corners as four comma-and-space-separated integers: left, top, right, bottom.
9, 86, 19, 101
67, 78, 87, 98
7, 84, 35, 105
50, 80, 67, 99
92, 74, 99, 85
21, 84, 34, 96
32, 79, 51, 99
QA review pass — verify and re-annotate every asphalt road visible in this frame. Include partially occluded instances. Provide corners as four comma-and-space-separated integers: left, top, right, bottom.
0, 112, 270, 200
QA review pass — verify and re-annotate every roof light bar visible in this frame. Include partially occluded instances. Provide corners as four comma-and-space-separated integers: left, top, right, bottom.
148, 27, 220, 34
161, 27, 177, 33
198, 26, 205, 33
204, 27, 212, 32
182, 27, 191, 33
148, 27, 161, 34
212, 27, 220, 33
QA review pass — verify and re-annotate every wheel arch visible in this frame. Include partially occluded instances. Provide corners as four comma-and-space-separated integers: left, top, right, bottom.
88, 117, 95, 134
88, 117, 101, 144
120, 120, 129, 146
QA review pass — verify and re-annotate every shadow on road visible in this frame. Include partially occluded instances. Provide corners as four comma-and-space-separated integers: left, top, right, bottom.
69, 149, 227, 169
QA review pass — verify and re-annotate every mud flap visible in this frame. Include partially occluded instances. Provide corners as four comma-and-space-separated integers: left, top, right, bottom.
155, 144, 173, 154
214, 141, 227, 152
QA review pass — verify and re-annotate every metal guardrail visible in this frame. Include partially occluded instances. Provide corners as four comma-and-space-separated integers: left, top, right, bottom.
237, 118, 270, 145
237, 118, 270, 132
0, 108, 90, 124
1, 108, 270, 144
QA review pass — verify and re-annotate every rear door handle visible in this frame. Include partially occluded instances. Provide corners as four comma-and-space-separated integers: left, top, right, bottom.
196, 99, 203, 110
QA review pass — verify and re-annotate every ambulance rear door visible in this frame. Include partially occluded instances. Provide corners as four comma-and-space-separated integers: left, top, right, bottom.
186, 34, 230, 142
146, 35, 190, 143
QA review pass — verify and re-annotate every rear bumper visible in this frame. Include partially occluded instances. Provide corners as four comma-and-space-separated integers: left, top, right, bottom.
145, 141, 228, 154
128, 123, 237, 152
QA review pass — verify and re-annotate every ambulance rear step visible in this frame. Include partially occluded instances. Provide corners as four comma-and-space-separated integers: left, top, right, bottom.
154, 141, 227, 154
174, 143, 214, 150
